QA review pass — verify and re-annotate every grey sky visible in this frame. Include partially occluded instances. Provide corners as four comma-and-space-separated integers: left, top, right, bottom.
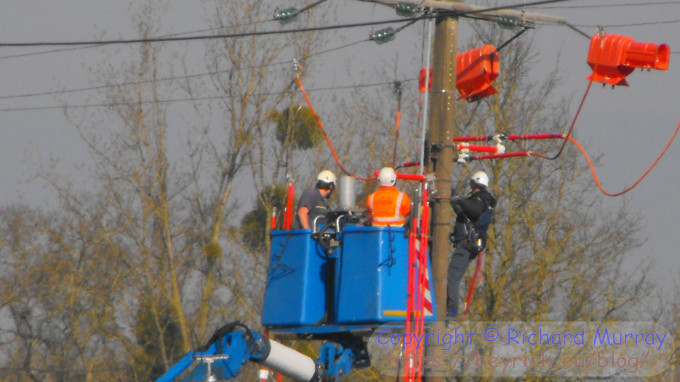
0, 0, 678, 296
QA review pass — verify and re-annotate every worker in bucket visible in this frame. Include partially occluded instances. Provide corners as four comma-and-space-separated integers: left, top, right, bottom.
295, 170, 336, 229
447, 170, 496, 319
366, 167, 411, 226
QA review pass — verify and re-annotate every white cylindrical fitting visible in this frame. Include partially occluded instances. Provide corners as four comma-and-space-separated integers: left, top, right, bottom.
337, 175, 356, 211
261, 339, 317, 382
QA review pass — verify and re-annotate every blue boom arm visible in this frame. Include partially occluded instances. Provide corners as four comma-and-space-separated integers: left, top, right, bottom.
156, 322, 367, 382
157, 324, 269, 382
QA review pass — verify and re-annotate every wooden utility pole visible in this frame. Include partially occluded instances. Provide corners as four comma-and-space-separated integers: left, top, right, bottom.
426, 7, 458, 322
423, 7, 458, 382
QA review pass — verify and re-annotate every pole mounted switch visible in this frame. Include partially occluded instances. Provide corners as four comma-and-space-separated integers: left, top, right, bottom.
587, 33, 670, 87
456, 44, 500, 102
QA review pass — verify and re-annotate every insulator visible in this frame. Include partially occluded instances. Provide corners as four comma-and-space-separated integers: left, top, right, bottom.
496, 16, 522, 30
274, 7, 299, 24
370, 27, 395, 44
395, 2, 419, 17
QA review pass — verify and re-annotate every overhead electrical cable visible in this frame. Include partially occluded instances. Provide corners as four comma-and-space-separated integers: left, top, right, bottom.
0, 0, 338, 59
308, 39, 368, 57
297, 0, 329, 14
0, 79, 414, 113
0, 0, 573, 48
563, 22, 591, 39
0, 38, 370, 101
557, 19, 680, 28
533, 1, 680, 9
564, 125, 680, 197
0, 18, 423, 48
295, 69, 376, 182
0, 44, 104, 60
0, 21, 271, 60
0, 71, 215, 101
541, 75, 594, 160
456, 122, 679, 197
455, 126, 679, 197
535, 39, 602, 160
440, 0, 571, 17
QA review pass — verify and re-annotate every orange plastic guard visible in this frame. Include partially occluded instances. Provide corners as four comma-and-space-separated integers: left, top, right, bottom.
418, 67, 433, 93
456, 44, 499, 102
372, 171, 426, 182
587, 33, 670, 86
456, 144, 499, 153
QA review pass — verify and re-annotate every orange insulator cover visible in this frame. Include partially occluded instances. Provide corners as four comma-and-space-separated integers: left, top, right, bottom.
456, 44, 499, 102
418, 67, 433, 93
587, 33, 670, 86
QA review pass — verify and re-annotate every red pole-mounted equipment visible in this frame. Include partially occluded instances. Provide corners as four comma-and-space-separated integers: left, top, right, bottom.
456, 44, 499, 102
587, 33, 670, 86
455, 144, 500, 153
472, 151, 531, 160
372, 171, 426, 182
282, 181, 295, 230
418, 68, 433, 93
397, 161, 420, 169
453, 133, 564, 142
505, 133, 564, 141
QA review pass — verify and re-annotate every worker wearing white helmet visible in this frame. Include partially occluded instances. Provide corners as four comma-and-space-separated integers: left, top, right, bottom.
295, 170, 337, 229
366, 167, 411, 226
470, 171, 489, 188
447, 170, 496, 319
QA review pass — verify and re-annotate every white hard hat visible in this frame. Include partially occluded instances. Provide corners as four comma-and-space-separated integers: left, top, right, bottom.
316, 170, 336, 188
470, 171, 489, 188
378, 167, 397, 187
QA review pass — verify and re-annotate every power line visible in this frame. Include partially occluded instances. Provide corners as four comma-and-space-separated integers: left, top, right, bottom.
0, 44, 104, 60
0, 1, 545, 101
576, 19, 680, 28
0, 1, 335, 57
444, 0, 570, 17
0, 22, 271, 60
0, 68, 232, 101
0, 37, 370, 102
0, 79, 416, 113
0, 0, 572, 48
532, 1, 680, 9
0, 18, 420, 48
542, 18, 680, 28
5, 0, 663, 107
0, 0, 568, 102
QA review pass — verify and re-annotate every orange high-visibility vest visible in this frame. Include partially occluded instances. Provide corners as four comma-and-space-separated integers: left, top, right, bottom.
367, 186, 411, 226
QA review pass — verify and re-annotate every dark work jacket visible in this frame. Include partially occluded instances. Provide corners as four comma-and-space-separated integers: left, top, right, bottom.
293, 187, 330, 230
450, 187, 497, 244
